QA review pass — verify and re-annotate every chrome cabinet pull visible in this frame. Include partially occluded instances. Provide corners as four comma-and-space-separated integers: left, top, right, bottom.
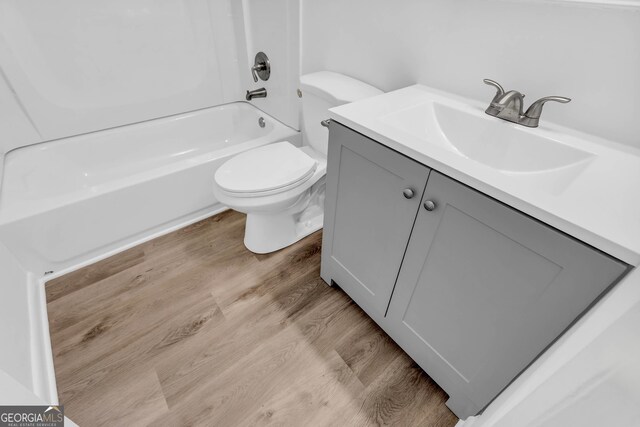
403, 188, 415, 199
423, 200, 437, 211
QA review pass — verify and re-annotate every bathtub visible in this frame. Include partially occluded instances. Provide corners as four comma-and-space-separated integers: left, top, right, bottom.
0, 102, 300, 275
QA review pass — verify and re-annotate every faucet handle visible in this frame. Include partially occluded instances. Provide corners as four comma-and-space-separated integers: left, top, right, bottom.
519, 95, 571, 127
524, 96, 571, 119
483, 79, 505, 103
251, 64, 263, 83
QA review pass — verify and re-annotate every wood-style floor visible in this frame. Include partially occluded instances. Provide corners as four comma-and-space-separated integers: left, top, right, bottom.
46, 210, 457, 427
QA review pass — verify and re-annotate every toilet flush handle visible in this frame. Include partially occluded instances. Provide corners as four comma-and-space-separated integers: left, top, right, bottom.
320, 119, 331, 128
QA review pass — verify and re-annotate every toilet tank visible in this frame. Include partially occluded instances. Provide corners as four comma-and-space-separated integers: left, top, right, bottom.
299, 71, 383, 156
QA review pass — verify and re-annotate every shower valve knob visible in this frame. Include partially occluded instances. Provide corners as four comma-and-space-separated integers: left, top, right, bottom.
251, 52, 270, 82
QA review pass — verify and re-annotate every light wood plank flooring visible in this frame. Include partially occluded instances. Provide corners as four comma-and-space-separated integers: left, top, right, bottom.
46, 210, 457, 427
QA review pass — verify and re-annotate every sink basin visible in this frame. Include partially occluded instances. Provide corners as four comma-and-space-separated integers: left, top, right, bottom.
379, 101, 595, 173
433, 104, 594, 172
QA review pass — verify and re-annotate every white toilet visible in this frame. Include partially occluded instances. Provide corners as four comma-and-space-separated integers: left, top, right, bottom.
213, 71, 383, 254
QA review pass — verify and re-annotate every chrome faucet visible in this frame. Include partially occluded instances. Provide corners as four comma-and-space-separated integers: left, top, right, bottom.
483, 79, 570, 128
246, 87, 267, 101
484, 80, 525, 123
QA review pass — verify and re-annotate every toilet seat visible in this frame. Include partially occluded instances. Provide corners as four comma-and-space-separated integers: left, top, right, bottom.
215, 142, 317, 197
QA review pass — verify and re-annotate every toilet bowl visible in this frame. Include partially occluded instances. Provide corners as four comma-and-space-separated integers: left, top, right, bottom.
213, 71, 383, 253
213, 141, 327, 253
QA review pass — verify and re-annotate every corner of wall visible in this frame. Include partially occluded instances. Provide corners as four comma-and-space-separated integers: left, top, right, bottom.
0, 65, 42, 189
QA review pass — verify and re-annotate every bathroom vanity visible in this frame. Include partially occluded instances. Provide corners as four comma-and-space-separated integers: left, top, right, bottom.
320, 86, 636, 418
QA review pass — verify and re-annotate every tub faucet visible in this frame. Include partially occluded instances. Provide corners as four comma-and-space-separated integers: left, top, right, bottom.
483, 79, 570, 128
246, 88, 267, 101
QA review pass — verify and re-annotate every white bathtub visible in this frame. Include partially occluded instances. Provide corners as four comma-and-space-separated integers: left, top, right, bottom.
0, 102, 300, 274
0, 102, 298, 403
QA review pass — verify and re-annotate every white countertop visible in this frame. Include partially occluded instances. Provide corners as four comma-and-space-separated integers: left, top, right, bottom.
329, 85, 640, 266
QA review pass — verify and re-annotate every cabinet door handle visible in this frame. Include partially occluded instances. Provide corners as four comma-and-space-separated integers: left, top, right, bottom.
403, 188, 415, 199
423, 200, 437, 211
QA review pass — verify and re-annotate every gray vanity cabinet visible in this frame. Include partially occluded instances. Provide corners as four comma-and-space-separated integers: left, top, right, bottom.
321, 122, 629, 419
320, 122, 429, 318
385, 171, 628, 417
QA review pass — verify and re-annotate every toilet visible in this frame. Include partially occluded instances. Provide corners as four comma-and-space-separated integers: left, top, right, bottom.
213, 71, 383, 253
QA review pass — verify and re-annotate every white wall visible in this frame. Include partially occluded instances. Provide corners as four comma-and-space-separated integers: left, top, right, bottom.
301, 0, 640, 148
0, 0, 244, 146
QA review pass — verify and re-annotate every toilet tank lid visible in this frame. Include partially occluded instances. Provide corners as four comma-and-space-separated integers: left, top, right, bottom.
299, 71, 383, 105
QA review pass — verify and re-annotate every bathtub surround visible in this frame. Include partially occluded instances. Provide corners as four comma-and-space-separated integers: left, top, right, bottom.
0, 73, 41, 193
238, 0, 301, 130
0, 0, 299, 176
0, 0, 242, 143
0, 0, 247, 194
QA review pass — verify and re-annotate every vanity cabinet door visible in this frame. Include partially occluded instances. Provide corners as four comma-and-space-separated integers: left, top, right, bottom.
385, 171, 627, 418
321, 122, 430, 319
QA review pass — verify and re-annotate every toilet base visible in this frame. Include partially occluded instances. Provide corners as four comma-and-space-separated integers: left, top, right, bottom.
243, 179, 325, 254
244, 209, 323, 254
